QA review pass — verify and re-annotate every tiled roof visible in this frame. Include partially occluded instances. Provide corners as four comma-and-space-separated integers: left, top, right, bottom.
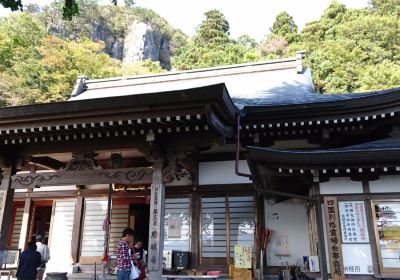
70, 57, 400, 110
70, 58, 316, 109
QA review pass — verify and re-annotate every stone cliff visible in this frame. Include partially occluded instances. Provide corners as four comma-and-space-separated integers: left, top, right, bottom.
48, 19, 171, 69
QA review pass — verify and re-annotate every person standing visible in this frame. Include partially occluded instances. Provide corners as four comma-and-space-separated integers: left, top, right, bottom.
16, 241, 42, 280
116, 228, 135, 280
133, 241, 143, 262
35, 236, 50, 280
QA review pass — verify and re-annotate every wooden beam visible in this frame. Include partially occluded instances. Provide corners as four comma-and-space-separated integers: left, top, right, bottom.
71, 195, 84, 263
28, 156, 65, 171
11, 167, 153, 189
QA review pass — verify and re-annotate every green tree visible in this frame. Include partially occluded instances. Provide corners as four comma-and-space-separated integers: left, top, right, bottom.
194, 9, 230, 46
370, 0, 400, 16
0, 0, 122, 20
0, 33, 122, 105
0, 13, 46, 71
173, 10, 260, 70
301, 0, 400, 93
237, 34, 258, 49
270, 11, 298, 43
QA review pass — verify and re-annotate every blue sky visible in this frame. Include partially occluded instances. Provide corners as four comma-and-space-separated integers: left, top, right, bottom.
1, 0, 369, 41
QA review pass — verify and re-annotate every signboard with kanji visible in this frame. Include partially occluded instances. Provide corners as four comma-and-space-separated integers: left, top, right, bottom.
338, 201, 369, 243
234, 245, 252, 269
324, 196, 345, 280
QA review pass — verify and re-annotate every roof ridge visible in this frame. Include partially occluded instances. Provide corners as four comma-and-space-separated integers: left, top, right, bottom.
85, 58, 297, 85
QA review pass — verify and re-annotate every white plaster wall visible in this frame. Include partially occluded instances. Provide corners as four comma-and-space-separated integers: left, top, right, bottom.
320, 177, 363, 194
264, 198, 310, 266
369, 175, 400, 193
198, 160, 252, 185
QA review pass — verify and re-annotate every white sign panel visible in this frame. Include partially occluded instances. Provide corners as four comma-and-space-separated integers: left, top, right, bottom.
342, 244, 374, 274
338, 201, 369, 243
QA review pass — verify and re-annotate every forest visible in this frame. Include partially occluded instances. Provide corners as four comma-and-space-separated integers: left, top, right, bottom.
0, 0, 399, 106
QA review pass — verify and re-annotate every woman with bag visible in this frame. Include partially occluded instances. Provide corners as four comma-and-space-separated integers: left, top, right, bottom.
129, 246, 145, 280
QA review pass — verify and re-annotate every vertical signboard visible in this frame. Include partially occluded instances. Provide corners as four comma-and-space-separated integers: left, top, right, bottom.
148, 164, 165, 279
324, 196, 345, 280
338, 201, 369, 243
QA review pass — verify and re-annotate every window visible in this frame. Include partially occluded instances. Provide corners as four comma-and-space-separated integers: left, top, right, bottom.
229, 196, 254, 258
374, 201, 400, 272
201, 197, 227, 258
201, 196, 254, 264
164, 198, 191, 252
80, 199, 108, 261
47, 200, 76, 272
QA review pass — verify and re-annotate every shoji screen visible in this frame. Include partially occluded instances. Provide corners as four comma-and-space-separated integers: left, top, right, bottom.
80, 199, 108, 260
201, 197, 227, 258
164, 198, 191, 252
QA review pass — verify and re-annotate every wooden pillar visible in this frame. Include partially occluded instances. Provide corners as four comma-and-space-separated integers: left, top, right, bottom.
0, 168, 15, 250
148, 162, 165, 280
312, 180, 329, 280
190, 192, 200, 267
363, 181, 380, 277
71, 194, 84, 263
18, 191, 33, 250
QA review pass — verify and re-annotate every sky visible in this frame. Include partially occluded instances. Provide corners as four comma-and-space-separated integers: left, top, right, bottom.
0, 0, 370, 41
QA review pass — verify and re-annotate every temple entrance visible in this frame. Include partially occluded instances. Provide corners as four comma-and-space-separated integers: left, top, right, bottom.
129, 203, 150, 251
29, 201, 53, 243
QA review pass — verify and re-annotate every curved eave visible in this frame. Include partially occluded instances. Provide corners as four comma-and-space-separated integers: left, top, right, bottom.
243, 87, 400, 121
247, 142, 400, 169
0, 83, 238, 127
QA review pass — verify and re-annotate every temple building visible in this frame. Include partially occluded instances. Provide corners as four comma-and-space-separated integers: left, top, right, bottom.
0, 53, 399, 279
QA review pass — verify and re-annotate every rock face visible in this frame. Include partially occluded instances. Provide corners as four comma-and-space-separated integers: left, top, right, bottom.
123, 21, 171, 69
48, 20, 171, 69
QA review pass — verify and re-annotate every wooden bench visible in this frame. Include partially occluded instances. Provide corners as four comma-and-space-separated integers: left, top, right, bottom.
162, 275, 221, 280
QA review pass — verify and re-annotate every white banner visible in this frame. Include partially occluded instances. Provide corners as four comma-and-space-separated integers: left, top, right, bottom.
338, 201, 369, 243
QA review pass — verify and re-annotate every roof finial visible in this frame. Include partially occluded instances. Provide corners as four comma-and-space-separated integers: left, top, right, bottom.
71, 76, 88, 97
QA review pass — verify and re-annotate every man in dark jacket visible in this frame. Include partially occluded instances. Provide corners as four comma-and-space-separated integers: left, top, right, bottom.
16, 241, 42, 280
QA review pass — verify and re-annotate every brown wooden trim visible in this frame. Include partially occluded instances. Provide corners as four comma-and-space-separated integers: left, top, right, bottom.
112, 197, 147, 205
191, 192, 200, 267
33, 200, 53, 207
6, 204, 18, 248
13, 185, 255, 200
225, 195, 230, 266
11, 167, 153, 189
198, 184, 254, 192
27, 203, 37, 244
71, 196, 83, 264
314, 184, 328, 280
363, 183, 380, 277
14, 189, 150, 199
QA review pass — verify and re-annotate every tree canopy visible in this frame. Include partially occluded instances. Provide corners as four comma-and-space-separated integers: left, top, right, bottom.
0, 0, 399, 106
301, 0, 400, 93
173, 10, 260, 70
0, 0, 123, 20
